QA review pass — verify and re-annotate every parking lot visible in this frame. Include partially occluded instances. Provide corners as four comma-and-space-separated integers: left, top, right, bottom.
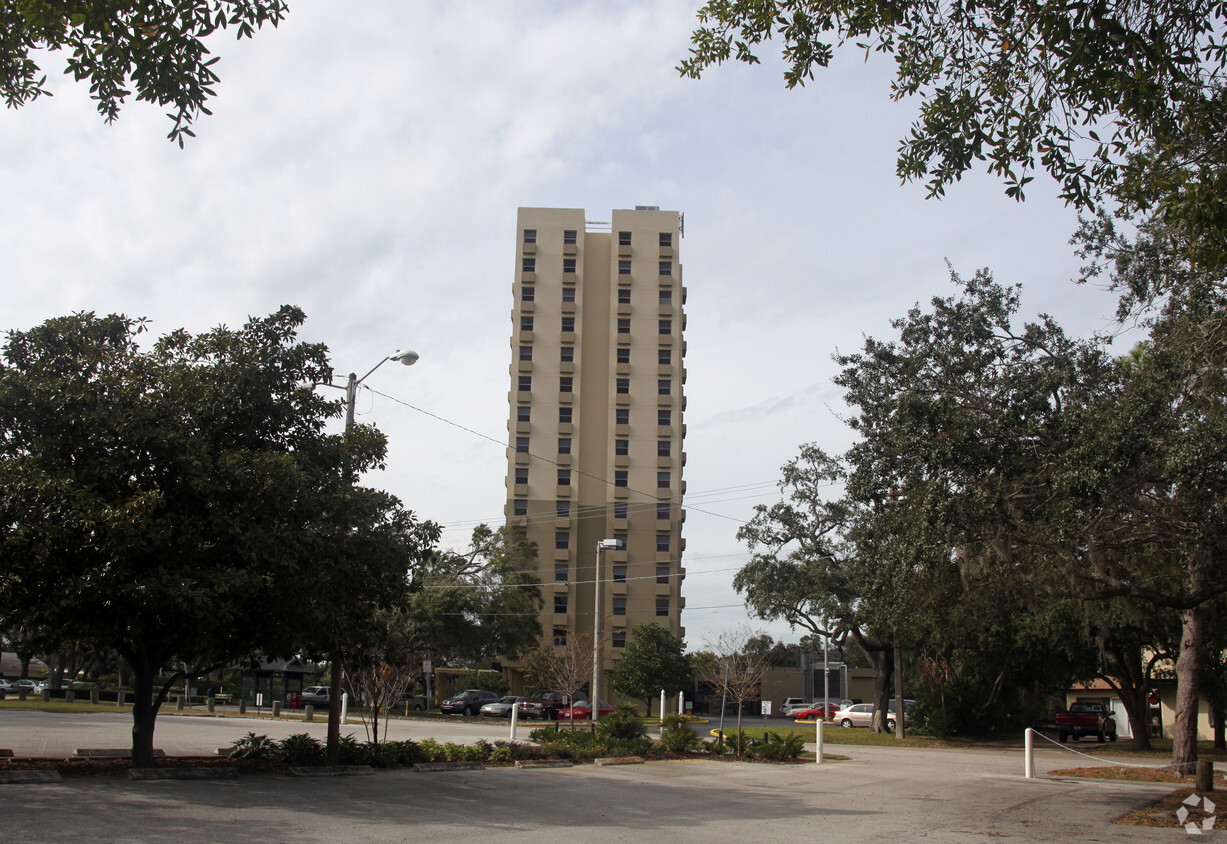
0, 710, 1179, 842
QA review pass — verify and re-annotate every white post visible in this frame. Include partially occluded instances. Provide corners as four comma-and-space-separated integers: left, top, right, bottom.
678, 690, 685, 718
660, 689, 666, 725
816, 718, 824, 764
1024, 727, 1034, 779
510, 701, 519, 741
592, 544, 604, 723
341, 691, 349, 726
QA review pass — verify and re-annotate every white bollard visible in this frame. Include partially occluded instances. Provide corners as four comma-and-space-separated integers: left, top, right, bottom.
341, 691, 349, 726
816, 718, 824, 764
660, 689, 666, 725
1024, 727, 1034, 778
678, 691, 685, 717
510, 701, 519, 741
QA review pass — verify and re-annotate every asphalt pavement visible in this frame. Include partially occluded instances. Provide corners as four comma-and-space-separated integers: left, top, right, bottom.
0, 709, 1184, 842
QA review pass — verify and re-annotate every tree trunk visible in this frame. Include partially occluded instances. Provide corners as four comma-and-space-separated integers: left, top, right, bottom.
893, 642, 905, 739
1170, 603, 1205, 775
867, 645, 893, 733
327, 652, 342, 766
130, 657, 162, 768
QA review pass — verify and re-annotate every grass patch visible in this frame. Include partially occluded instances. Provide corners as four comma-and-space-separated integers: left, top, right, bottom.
712, 725, 954, 749
1116, 788, 1219, 829
1048, 765, 1225, 784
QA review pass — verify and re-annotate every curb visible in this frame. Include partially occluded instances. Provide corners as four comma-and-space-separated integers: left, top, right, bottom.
413, 761, 485, 772
594, 756, 644, 766
128, 767, 238, 781
0, 770, 62, 784
287, 766, 375, 777
514, 760, 574, 769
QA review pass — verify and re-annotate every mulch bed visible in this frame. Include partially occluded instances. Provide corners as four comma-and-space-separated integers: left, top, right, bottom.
1116, 788, 1219, 829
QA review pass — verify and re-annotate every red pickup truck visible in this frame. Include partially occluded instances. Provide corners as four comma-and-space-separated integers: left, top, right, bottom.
1055, 700, 1118, 743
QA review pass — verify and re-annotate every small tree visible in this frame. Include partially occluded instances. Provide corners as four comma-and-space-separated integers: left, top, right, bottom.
697, 630, 772, 755
523, 632, 592, 730
609, 623, 691, 716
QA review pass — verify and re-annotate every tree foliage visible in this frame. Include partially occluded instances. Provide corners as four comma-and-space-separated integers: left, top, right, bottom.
681, 0, 1227, 265
608, 623, 692, 715
0, 306, 436, 765
1, 0, 288, 145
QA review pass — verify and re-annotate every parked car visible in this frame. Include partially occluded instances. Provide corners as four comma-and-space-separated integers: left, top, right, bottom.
441, 689, 500, 716
0, 679, 16, 694
780, 698, 813, 716
300, 685, 331, 707
834, 703, 875, 727
793, 703, 840, 720
1055, 699, 1117, 743
480, 696, 526, 718
557, 699, 613, 720
518, 689, 573, 720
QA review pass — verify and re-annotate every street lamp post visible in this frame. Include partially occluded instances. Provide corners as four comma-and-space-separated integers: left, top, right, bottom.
590, 538, 619, 723
325, 348, 419, 766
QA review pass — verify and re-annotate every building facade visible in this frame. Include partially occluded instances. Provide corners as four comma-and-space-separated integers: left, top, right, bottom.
505, 207, 686, 683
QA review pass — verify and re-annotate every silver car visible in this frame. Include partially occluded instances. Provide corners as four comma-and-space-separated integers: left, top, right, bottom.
479, 695, 526, 718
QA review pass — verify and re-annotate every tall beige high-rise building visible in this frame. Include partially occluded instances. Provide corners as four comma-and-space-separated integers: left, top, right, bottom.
505, 207, 686, 689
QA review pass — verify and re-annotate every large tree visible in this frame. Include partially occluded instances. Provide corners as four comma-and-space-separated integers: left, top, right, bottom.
681, 0, 1227, 266
1, 0, 288, 145
0, 306, 435, 766
608, 623, 692, 716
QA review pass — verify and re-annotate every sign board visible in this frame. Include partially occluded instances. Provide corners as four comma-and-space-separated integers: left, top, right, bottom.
761, 700, 772, 715
423, 660, 432, 673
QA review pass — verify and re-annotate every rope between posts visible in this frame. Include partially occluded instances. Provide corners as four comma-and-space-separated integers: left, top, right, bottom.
1032, 729, 1168, 769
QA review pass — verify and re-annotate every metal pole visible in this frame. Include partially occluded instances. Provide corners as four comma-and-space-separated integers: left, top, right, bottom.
823, 632, 830, 717
591, 543, 604, 723
326, 372, 359, 765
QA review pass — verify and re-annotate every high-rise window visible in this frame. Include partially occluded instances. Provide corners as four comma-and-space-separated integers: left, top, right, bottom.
613, 565, 627, 583
659, 289, 672, 305
557, 501, 569, 518
614, 533, 627, 549
554, 595, 567, 614
657, 440, 671, 457
560, 346, 574, 363
523, 257, 536, 273
656, 599, 669, 617
563, 258, 576, 273
554, 563, 568, 582
614, 470, 628, 487
613, 597, 626, 616
659, 319, 671, 335
659, 232, 671, 247
656, 565, 669, 584
553, 627, 567, 646
615, 502, 628, 519
518, 375, 531, 391
617, 318, 630, 334
658, 409, 671, 426
555, 531, 569, 549
616, 408, 629, 425
559, 407, 572, 423
659, 261, 672, 276
515, 467, 528, 485
513, 499, 527, 516
519, 345, 532, 361
612, 631, 626, 648
616, 348, 630, 364
656, 534, 670, 552
564, 229, 577, 244
616, 378, 629, 394
618, 231, 631, 246
521, 285, 535, 302
521, 315, 534, 330
517, 406, 530, 422
658, 349, 671, 365
618, 260, 631, 275
558, 437, 571, 454
561, 316, 575, 332
615, 439, 628, 455
618, 288, 631, 304
658, 379, 671, 395
524, 229, 537, 243
558, 469, 571, 486
560, 376, 573, 392
515, 437, 529, 453
562, 286, 576, 303
657, 502, 670, 520
657, 471, 670, 488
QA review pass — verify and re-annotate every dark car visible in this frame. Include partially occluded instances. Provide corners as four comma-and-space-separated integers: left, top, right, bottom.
518, 689, 572, 720
441, 689, 500, 716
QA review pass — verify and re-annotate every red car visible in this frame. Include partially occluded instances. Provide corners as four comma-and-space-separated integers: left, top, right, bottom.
557, 699, 613, 720
793, 703, 839, 720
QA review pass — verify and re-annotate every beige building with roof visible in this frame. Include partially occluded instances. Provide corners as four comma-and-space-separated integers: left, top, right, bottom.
504, 206, 687, 686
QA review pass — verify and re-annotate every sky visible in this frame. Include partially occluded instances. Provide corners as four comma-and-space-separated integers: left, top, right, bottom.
0, 0, 1136, 651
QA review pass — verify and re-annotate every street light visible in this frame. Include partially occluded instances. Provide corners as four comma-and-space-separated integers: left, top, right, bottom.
324, 347, 419, 764
591, 538, 620, 723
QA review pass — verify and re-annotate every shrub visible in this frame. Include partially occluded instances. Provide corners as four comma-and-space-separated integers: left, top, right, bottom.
529, 726, 561, 743
596, 704, 648, 742
606, 736, 652, 757
228, 732, 277, 760
490, 746, 514, 763
278, 733, 326, 766
418, 737, 446, 762
752, 731, 807, 761
658, 723, 700, 753
338, 734, 371, 765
